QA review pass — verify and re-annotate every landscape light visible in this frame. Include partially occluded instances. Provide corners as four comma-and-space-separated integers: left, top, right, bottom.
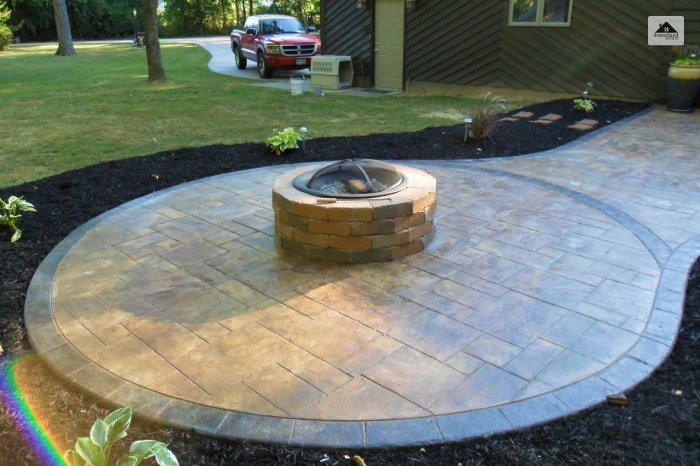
463, 115, 473, 142
299, 126, 308, 152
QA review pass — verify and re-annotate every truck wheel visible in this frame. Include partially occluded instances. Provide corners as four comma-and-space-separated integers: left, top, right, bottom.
257, 51, 273, 79
233, 43, 247, 70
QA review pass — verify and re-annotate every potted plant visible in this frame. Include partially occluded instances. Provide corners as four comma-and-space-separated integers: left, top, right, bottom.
667, 45, 700, 112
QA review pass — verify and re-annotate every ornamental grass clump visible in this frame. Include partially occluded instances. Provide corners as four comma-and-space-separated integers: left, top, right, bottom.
468, 92, 507, 140
265, 127, 302, 156
64, 406, 178, 466
0, 195, 36, 242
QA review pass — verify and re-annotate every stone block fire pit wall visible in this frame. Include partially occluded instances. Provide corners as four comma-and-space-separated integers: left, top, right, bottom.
273, 164, 437, 263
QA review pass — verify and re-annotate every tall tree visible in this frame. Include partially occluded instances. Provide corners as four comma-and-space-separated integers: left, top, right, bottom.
142, 0, 166, 82
220, 0, 229, 31
51, 0, 75, 55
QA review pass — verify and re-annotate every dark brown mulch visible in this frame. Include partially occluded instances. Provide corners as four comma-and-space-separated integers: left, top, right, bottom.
2, 98, 698, 465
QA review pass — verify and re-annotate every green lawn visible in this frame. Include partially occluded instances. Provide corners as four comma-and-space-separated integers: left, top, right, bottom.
0, 43, 531, 188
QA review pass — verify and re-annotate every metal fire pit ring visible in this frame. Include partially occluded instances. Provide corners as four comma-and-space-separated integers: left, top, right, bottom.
292, 159, 412, 199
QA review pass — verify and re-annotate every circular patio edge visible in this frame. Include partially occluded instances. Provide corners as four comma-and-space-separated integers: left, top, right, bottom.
24, 162, 692, 448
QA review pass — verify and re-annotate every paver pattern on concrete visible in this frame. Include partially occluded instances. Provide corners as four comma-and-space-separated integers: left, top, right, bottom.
26, 108, 700, 447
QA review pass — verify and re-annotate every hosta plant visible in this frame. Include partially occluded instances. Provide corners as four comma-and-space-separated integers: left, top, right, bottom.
265, 127, 302, 156
573, 81, 596, 113
0, 195, 36, 242
64, 406, 178, 466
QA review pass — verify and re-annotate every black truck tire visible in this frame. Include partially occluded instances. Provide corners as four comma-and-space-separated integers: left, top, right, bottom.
257, 50, 273, 79
233, 43, 247, 70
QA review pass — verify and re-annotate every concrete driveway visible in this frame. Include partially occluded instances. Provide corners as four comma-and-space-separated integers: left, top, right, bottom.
170, 36, 311, 91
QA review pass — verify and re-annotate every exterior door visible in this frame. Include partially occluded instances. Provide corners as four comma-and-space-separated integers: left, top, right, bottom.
374, 0, 404, 90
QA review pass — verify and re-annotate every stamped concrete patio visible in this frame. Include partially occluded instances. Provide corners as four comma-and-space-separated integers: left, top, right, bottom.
25, 107, 700, 448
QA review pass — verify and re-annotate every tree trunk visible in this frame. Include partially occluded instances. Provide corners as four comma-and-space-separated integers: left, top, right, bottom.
298, 0, 307, 25
221, 0, 229, 32
249, 0, 253, 16
196, 0, 205, 35
234, 0, 240, 26
142, 0, 167, 83
51, 0, 76, 56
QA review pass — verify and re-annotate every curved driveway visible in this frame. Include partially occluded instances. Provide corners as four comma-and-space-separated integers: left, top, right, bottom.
173, 36, 310, 89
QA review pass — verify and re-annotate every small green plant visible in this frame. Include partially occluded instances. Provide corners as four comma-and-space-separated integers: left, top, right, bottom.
671, 45, 700, 66
64, 406, 178, 466
0, 195, 36, 242
265, 127, 302, 156
573, 98, 596, 112
466, 92, 507, 140
573, 81, 596, 113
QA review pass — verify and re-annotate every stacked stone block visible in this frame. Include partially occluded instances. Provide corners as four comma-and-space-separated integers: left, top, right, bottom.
272, 165, 437, 263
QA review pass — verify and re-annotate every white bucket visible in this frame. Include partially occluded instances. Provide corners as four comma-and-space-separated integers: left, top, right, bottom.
290, 76, 305, 95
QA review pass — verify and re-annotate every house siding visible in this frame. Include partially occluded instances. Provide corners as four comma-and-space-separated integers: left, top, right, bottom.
673, 0, 700, 45
322, 0, 697, 100
321, 0, 373, 80
499, 0, 669, 100
405, 0, 506, 87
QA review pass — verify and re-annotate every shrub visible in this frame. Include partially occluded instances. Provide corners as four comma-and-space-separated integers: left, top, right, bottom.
467, 92, 507, 140
0, 23, 11, 51
0, 195, 36, 242
0, 1, 12, 51
265, 127, 302, 156
64, 406, 178, 466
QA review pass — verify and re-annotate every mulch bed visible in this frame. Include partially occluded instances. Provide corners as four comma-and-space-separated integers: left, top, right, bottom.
2, 98, 699, 465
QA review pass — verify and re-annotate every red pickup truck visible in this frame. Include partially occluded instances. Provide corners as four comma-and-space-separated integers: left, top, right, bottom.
230, 15, 321, 79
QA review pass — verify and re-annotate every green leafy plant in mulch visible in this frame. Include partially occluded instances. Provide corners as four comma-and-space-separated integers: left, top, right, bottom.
0, 195, 36, 242
573, 81, 596, 113
64, 406, 178, 466
265, 127, 302, 156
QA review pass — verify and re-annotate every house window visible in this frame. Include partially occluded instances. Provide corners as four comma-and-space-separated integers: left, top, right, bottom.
509, 0, 573, 26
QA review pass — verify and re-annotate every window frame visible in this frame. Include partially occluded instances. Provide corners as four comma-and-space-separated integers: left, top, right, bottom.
508, 0, 573, 27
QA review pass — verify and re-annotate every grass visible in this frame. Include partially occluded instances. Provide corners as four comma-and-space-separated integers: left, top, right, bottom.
0, 43, 533, 188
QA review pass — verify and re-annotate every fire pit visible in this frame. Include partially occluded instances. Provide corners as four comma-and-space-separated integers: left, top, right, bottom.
273, 160, 436, 263
292, 159, 410, 198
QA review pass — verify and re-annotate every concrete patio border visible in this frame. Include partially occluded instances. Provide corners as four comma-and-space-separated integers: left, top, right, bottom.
24, 107, 698, 445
